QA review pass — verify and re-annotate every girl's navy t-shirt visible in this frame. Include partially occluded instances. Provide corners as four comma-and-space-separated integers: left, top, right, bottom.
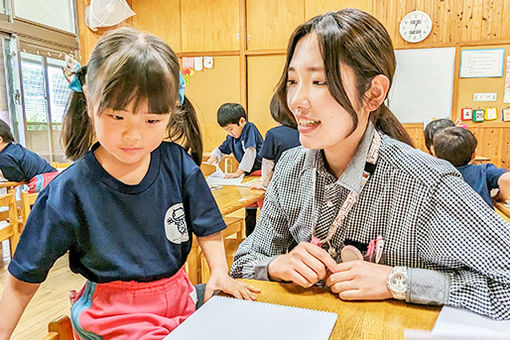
9, 142, 225, 283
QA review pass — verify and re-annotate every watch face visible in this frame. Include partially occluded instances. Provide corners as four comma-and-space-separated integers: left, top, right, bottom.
399, 11, 432, 43
389, 272, 408, 293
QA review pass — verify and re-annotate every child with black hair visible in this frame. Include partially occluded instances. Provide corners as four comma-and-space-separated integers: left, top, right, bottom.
0, 119, 57, 184
423, 118, 455, 154
0, 27, 258, 340
433, 126, 510, 208
207, 103, 263, 178
252, 94, 300, 190
207, 103, 264, 236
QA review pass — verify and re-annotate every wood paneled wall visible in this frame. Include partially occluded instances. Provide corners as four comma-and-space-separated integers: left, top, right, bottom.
76, 0, 509, 167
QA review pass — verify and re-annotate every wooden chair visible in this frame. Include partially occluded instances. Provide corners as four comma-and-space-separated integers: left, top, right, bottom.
20, 191, 38, 233
0, 191, 20, 257
41, 315, 73, 340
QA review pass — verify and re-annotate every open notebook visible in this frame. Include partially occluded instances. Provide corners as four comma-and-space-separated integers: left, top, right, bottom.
165, 295, 338, 340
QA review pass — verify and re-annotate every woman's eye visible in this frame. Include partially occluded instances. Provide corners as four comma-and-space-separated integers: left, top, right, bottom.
147, 119, 159, 124
313, 80, 327, 85
287, 79, 297, 86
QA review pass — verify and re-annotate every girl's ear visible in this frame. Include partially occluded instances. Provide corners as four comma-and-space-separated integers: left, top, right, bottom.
0, 136, 3, 144
366, 74, 390, 112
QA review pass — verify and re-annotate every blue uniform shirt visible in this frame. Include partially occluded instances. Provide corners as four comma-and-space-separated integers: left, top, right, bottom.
456, 163, 507, 208
218, 122, 263, 172
0, 142, 56, 182
259, 125, 300, 165
9, 142, 226, 283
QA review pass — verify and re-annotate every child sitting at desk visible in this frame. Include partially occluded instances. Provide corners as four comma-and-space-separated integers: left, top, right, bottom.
433, 126, 509, 208
252, 94, 300, 190
207, 103, 264, 236
0, 119, 57, 191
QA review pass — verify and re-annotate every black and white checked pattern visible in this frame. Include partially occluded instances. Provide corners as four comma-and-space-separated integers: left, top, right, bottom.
231, 128, 510, 320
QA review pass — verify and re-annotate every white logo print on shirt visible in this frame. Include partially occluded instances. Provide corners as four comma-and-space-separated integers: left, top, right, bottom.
164, 203, 189, 244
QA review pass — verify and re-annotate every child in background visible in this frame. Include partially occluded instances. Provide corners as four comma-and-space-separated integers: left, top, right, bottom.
423, 118, 455, 154
207, 103, 264, 236
433, 126, 510, 208
252, 94, 300, 190
207, 103, 263, 178
0, 119, 57, 184
0, 27, 258, 340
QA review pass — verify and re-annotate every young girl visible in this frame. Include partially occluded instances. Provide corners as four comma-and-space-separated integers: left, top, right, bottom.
252, 94, 300, 190
0, 27, 258, 340
231, 9, 510, 320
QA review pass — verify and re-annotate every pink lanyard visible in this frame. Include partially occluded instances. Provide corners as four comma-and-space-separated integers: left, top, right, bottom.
311, 132, 382, 258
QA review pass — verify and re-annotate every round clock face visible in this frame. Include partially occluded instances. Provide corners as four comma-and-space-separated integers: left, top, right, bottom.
399, 10, 432, 43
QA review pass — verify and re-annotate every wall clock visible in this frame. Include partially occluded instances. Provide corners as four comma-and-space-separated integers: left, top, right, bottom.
399, 10, 432, 43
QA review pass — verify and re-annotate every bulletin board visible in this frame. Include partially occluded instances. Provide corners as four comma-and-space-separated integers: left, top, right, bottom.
387, 47, 456, 123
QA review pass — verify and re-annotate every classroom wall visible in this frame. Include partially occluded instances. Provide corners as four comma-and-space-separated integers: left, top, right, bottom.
76, 0, 510, 167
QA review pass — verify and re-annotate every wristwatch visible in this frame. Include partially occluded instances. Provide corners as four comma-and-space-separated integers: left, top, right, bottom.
386, 266, 408, 300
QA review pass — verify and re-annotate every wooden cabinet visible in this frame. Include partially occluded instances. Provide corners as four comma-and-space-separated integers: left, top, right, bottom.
246, 0, 304, 50
131, 0, 181, 52
181, 0, 240, 52
184, 56, 241, 151
247, 55, 287, 137
305, 0, 373, 19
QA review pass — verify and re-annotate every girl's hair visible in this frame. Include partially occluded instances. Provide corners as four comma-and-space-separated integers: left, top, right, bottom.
0, 119, 15, 143
269, 94, 297, 128
170, 95, 202, 165
62, 27, 202, 161
275, 8, 413, 146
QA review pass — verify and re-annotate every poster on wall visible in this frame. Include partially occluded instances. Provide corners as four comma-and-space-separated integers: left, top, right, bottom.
504, 56, 510, 103
459, 48, 505, 78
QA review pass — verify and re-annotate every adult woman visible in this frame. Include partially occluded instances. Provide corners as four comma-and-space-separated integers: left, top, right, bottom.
231, 9, 510, 320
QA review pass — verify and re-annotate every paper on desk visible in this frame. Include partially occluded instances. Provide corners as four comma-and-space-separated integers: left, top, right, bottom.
206, 164, 244, 186
405, 306, 510, 340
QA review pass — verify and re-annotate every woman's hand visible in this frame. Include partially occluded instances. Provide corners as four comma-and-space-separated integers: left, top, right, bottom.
325, 260, 393, 300
268, 242, 337, 288
204, 272, 260, 302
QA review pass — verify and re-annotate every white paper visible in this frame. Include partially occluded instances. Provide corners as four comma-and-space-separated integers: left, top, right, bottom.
204, 56, 214, 69
206, 166, 245, 186
431, 306, 510, 338
460, 49, 505, 78
165, 295, 337, 340
194, 57, 203, 71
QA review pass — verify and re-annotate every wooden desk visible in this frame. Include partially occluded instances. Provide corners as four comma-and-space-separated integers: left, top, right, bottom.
211, 176, 265, 215
494, 201, 510, 220
241, 279, 440, 340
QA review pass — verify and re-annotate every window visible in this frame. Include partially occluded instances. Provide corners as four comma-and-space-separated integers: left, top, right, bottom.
13, 0, 75, 33
20, 52, 71, 162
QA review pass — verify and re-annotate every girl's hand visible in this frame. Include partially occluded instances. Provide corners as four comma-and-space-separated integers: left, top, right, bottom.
267, 242, 337, 288
205, 272, 260, 302
325, 260, 393, 300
